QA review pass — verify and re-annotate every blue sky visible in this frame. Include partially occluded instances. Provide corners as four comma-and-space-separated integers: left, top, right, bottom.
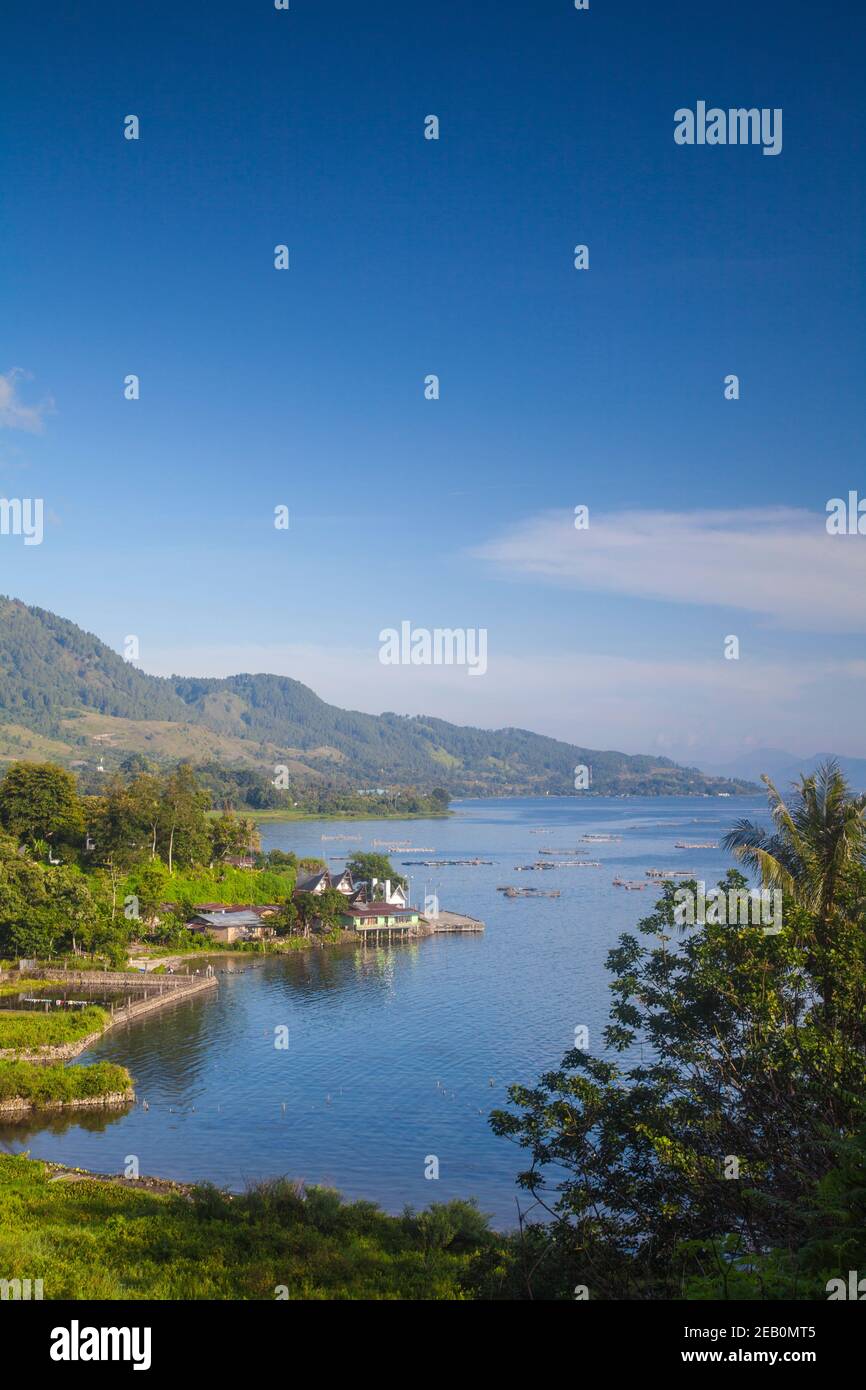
1, 0, 864, 765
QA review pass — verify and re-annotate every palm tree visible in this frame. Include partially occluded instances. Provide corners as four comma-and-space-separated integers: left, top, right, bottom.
723, 761, 866, 917
723, 760, 866, 1009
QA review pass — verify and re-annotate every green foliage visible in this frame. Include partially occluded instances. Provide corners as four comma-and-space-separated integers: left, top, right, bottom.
0, 1060, 131, 1104
210, 811, 260, 863
681, 1122, 866, 1300
0, 1158, 497, 1299
262, 848, 297, 869
345, 852, 406, 890
286, 889, 346, 938
0, 1006, 108, 1053
297, 857, 326, 873
125, 862, 296, 908
490, 766, 866, 1299
0, 762, 83, 847
0, 843, 107, 959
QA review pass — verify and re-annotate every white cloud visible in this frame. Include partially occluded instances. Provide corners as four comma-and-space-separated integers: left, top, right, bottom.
0, 369, 53, 433
472, 507, 866, 632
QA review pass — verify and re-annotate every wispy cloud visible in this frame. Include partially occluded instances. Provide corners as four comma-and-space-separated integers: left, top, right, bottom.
472, 507, 866, 632
0, 369, 54, 433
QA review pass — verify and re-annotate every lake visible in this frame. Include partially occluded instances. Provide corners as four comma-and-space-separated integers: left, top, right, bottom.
0, 794, 766, 1227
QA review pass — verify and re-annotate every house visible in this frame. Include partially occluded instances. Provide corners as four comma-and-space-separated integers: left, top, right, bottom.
187, 910, 274, 944
338, 902, 420, 936
223, 854, 259, 870
295, 868, 332, 895
330, 867, 355, 895
350, 878, 407, 908
295, 867, 355, 897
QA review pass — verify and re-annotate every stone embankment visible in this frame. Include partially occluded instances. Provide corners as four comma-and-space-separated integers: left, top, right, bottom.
0, 968, 218, 1062
0, 1089, 135, 1118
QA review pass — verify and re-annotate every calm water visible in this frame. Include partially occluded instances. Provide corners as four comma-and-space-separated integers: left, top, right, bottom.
0, 795, 765, 1226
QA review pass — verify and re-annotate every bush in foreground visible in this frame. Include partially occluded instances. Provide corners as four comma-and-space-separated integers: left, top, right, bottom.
0, 1157, 499, 1299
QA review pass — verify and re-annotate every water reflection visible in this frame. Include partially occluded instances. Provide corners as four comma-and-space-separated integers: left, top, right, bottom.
1, 796, 768, 1225
0, 1103, 132, 1146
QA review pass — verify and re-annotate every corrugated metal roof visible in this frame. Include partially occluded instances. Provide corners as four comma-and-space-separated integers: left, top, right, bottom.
193, 911, 263, 928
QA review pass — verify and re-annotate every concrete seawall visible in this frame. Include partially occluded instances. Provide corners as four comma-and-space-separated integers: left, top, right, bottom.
0, 970, 218, 1062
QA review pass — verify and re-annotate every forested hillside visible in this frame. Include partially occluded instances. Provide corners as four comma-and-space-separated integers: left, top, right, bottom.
0, 598, 754, 796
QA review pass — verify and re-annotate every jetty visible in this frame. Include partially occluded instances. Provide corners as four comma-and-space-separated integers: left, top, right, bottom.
423, 910, 485, 933
675, 841, 718, 849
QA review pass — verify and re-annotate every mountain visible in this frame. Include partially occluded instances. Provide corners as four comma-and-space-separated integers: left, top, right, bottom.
707, 748, 866, 793
0, 596, 756, 796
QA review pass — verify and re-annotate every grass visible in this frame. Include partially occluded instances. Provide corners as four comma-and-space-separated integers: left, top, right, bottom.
0, 1006, 108, 1053
0, 1156, 497, 1299
0, 977, 66, 998
0, 1060, 132, 1106
33, 958, 122, 973
126, 865, 297, 906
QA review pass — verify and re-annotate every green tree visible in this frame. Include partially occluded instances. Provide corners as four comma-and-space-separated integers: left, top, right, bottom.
345, 852, 406, 891
129, 860, 171, 924
158, 766, 211, 872
0, 762, 83, 848
298, 856, 327, 874
210, 811, 261, 863
314, 887, 349, 932
92, 776, 147, 869
292, 892, 319, 939
265, 849, 297, 870
490, 864, 866, 1299
723, 760, 866, 1015
124, 773, 163, 861
290, 889, 346, 938
273, 898, 300, 938
0, 843, 106, 960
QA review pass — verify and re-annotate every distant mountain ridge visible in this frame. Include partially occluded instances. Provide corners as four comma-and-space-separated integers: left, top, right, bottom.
0, 596, 757, 796
707, 748, 866, 793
